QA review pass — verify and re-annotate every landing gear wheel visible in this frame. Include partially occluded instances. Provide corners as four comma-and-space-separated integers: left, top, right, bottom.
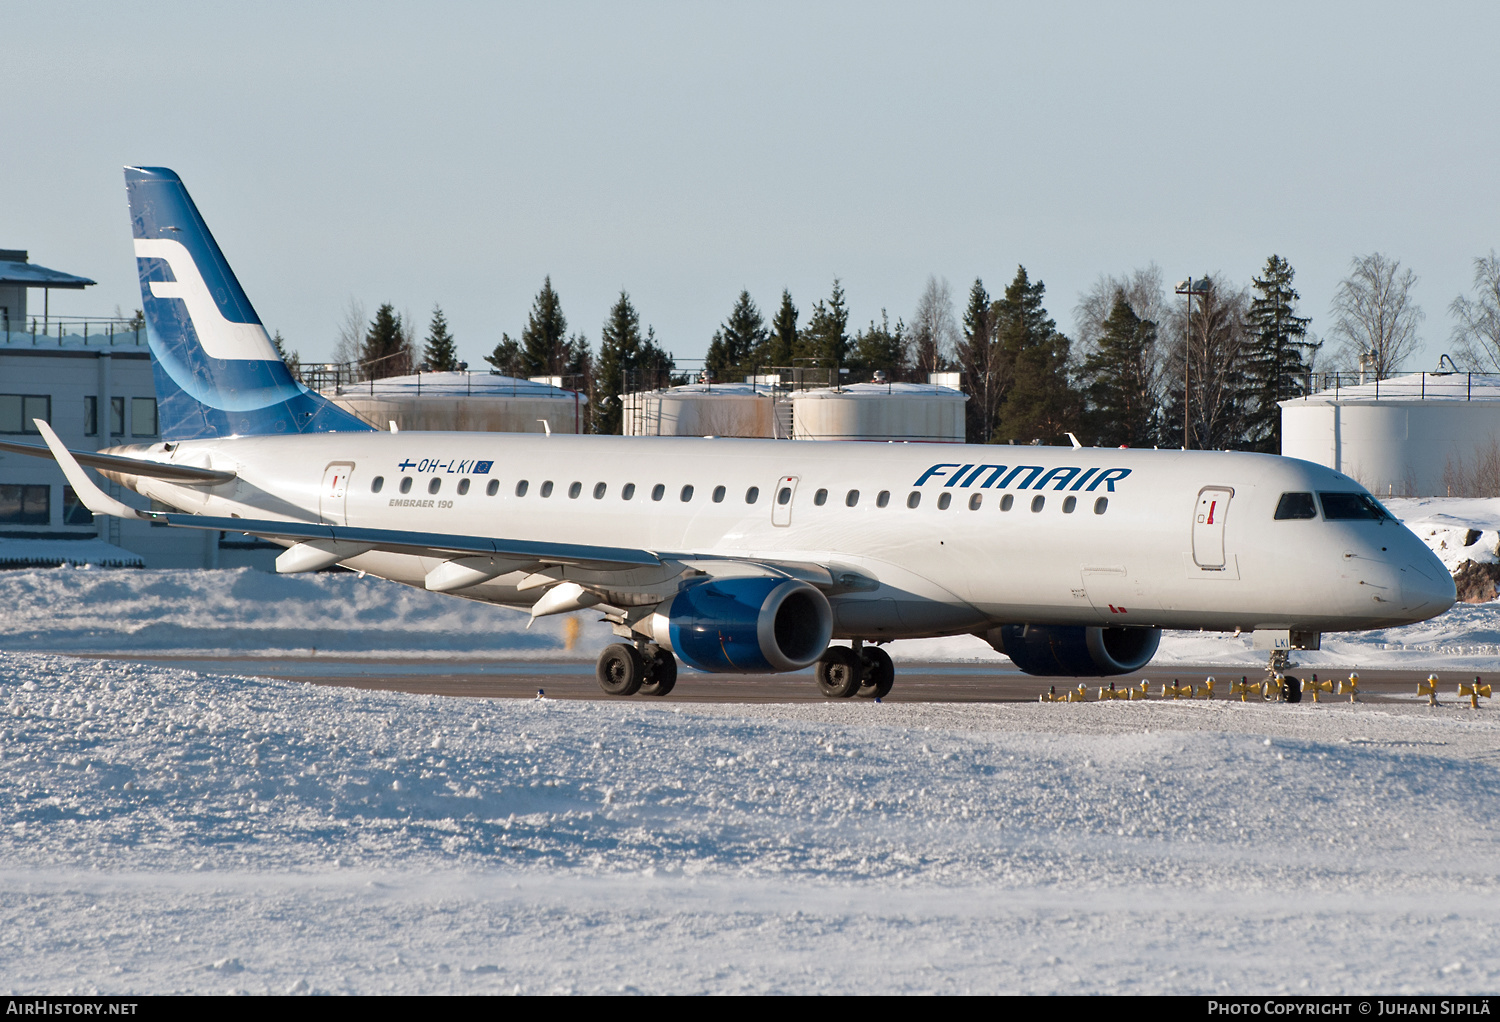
596, 644, 645, 696
1283, 674, 1303, 704
815, 646, 862, 698
857, 646, 895, 699
638, 648, 678, 697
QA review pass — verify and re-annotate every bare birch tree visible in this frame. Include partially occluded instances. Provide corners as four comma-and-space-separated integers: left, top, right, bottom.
908, 276, 958, 376
1329, 253, 1423, 379
1451, 251, 1500, 371
333, 297, 366, 366
1073, 264, 1167, 356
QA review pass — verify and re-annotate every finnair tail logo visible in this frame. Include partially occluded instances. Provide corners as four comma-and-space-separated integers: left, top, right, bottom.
134, 238, 279, 362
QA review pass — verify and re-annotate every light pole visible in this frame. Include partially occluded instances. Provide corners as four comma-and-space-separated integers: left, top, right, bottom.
1175, 277, 1210, 449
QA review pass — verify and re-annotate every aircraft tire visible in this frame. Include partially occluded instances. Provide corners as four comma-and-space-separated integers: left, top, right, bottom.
639, 648, 678, 697
1283, 674, 1303, 704
857, 646, 895, 699
597, 644, 645, 697
815, 646, 862, 698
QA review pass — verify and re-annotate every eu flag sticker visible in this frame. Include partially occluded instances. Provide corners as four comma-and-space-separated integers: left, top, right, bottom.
473, 460, 493, 474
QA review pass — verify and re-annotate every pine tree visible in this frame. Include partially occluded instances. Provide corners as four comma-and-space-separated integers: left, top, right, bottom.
361, 303, 412, 379
954, 278, 1002, 443
705, 290, 767, 380
756, 290, 798, 367
1160, 275, 1250, 450
991, 267, 1081, 444
422, 304, 459, 372
797, 279, 850, 371
594, 291, 644, 435
1079, 293, 1159, 447
484, 333, 523, 376
519, 276, 569, 377
1242, 255, 1316, 453
848, 311, 906, 380
271, 330, 300, 378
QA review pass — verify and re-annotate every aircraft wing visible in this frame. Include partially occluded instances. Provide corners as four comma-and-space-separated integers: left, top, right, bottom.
0, 436, 236, 484
33, 419, 660, 573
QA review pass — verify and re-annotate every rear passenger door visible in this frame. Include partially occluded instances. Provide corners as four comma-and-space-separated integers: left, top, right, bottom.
772, 475, 798, 527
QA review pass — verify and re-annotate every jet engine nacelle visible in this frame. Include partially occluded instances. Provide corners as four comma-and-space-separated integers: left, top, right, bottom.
648, 577, 833, 674
984, 624, 1161, 677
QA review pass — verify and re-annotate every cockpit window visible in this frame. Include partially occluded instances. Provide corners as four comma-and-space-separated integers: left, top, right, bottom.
1274, 492, 1317, 520
1318, 492, 1393, 521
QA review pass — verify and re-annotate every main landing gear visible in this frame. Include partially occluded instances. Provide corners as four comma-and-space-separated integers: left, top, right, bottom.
596, 643, 677, 697
814, 640, 895, 700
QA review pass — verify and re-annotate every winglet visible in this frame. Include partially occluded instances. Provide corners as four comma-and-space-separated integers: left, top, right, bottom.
1066, 432, 1083, 449
33, 420, 151, 520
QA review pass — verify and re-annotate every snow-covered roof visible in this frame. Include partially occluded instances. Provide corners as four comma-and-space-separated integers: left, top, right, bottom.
1281, 372, 1500, 406
327, 371, 584, 400
793, 382, 967, 401
0, 537, 143, 569
626, 382, 771, 399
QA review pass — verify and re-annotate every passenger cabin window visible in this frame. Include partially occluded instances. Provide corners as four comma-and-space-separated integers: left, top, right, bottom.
1000, 494, 1013, 511
652, 484, 665, 501
876, 491, 890, 508
968, 493, 981, 510
680, 485, 694, 502
777, 487, 792, 505
1319, 492, 1392, 521
846, 490, 859, 507
594, 482, 607, 499
1062, 495, 1076, 513
937, 492, 951, 510
371, 476, 384, 493
622, 483, 636, 500
745, 486, 759, 504
1094, 497, 1108, 514
907, 492, 921, 509
1274, 492, 1317, 520
457, 478, 470, 495
814, 488, 828, 506
712, 485, 726, 503
487, 480, 500, 496
540, 481, 554, 497
568, 481, 582, 499
428, 478, 441, 494
515, 480, 528, 497
1031, 495, 1045, 512
399, 477, 413, 494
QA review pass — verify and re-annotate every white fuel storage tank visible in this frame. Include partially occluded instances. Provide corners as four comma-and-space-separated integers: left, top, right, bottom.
1280, 372, 1500, 497
620, 383, 779, 438
790, 382, 967, 442
323, 372, 586, 434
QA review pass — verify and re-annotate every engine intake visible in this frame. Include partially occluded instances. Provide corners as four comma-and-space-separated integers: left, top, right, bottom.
650, 577, 833, 674
985, 624, 1161, 677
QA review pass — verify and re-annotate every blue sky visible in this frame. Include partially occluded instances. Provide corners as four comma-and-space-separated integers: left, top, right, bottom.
5, 1, 1498, 369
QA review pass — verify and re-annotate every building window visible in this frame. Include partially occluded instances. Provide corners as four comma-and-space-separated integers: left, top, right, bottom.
62, 486, 93, 525
110, 396, 124, 436
131, 397, 158, 437
84, 396, 98, 436
0, 395, 50, 435
371, 476, 385, 493
457, 478, 470, 495
0, 484, 50, 524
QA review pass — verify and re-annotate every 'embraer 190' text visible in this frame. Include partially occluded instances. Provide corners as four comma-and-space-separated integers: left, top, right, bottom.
914, 464, 1131, 492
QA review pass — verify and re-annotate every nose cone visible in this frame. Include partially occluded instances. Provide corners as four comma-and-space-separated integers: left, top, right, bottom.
1400, 553, 1457, 620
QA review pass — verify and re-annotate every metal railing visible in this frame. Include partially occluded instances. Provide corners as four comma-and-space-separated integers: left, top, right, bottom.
2, 315, 145, 347
1301, 370, 1500, 402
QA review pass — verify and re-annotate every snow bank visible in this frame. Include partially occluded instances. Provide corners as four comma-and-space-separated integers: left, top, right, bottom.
2, 650, 1499, 993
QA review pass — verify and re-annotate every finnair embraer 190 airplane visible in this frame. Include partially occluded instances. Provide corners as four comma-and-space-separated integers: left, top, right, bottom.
6, 168, 1457, 699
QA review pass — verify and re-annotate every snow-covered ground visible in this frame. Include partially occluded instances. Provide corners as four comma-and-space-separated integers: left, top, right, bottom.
4, 552, 1500, 994
2, 650, 1499, 994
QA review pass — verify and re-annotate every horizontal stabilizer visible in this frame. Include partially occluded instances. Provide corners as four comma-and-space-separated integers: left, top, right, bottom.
0, 436, 236, 484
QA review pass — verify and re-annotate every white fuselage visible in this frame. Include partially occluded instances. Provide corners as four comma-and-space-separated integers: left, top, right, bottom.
104, 432, 1456, 639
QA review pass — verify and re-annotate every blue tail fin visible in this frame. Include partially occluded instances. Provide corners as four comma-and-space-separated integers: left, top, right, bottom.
124, 167, 374, 440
